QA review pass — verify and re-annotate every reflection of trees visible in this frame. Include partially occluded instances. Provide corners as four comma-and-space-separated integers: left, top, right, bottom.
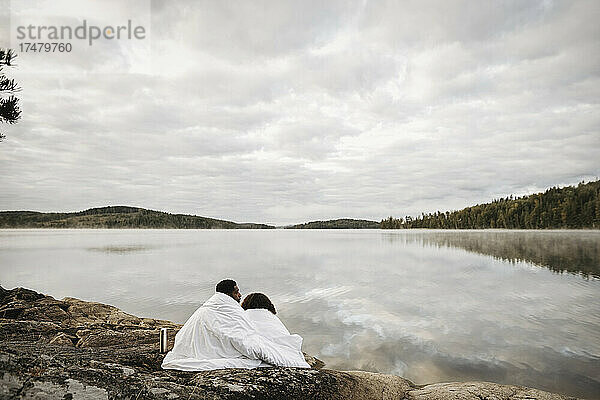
384, 231, 600, 279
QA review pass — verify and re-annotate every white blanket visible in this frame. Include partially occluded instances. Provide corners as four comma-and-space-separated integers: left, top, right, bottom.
245, 308, 308, 367
161, 292, 310, 371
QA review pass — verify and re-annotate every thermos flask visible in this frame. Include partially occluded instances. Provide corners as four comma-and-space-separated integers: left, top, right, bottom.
160, 328, 168, 353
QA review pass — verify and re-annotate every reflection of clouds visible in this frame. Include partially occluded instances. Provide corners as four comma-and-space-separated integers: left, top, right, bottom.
287, 302, 600, 397
276, 232, 600, 398
282, 285, 353, 303
2, 230, 599, 398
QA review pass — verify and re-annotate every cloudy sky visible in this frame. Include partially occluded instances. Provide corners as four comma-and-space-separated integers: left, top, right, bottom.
1, 0, 599, 225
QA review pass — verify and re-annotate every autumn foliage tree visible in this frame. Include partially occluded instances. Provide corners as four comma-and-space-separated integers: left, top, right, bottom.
0, 48, 22, 141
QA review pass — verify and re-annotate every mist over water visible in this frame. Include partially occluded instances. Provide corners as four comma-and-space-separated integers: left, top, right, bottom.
1, 229, 599, 398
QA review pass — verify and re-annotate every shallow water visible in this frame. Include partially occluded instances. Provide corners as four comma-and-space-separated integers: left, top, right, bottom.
1, 229, 598, 398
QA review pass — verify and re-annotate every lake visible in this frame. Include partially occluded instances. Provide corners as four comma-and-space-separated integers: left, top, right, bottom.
1, 229, 599, 399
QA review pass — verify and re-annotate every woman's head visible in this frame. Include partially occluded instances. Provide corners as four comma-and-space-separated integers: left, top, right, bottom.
241, 292, 276, 315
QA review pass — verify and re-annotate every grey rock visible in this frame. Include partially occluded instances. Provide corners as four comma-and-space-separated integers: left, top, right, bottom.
408, 381, 572, 400
0, 373, 109, 400
49, 332, 76, 346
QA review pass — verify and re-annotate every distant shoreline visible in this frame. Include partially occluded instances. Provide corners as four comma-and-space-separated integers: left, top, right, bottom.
0, 207, 380, 229
2, 180, 598, 229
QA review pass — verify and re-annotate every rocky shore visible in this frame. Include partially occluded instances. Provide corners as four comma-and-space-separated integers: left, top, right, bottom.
0, 286, 578, 399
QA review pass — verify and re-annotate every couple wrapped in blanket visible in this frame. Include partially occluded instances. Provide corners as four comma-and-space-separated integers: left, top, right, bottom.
161, 279, 310, 371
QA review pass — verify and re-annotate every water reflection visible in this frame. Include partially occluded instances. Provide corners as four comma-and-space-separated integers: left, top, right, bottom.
382, 230, 600, 279
87, 245, 152, 254
0, 229, 599, 398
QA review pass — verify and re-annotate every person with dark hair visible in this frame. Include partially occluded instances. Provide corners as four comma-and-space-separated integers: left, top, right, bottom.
241, 292, 276, 314
241, 292, 307, 361
162, 279, 310, 371
215, 279, 241, 303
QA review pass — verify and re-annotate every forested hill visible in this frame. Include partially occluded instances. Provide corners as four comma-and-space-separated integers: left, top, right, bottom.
381, 180, 600, 229
3, 181, 599, 229
0, 206, 274, 229
285, 219, 380, 229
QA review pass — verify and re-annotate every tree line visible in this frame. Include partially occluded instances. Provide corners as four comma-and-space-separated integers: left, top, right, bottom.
0, 207, 274, 229
381, 180, 600, 229
286, 219, 380, 229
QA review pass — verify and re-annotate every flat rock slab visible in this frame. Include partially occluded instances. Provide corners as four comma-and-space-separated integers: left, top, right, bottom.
408, 381, 575, 400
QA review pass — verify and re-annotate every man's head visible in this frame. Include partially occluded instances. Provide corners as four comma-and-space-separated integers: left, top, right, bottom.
215, 279, 241, 303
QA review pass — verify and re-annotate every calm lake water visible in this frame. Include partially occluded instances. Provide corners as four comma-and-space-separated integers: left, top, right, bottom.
1, 229, 599, 399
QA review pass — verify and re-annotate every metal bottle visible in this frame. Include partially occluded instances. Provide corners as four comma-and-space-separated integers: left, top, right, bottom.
160, 328, 168, 353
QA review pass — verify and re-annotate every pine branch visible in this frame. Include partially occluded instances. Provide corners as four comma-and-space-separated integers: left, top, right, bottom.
0, 49, 16, 67
0, 76, 21, 93
0, 96, 21, 124
0, 49, 21, 142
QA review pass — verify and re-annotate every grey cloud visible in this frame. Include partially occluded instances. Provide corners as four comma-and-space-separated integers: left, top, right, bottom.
360, 1, 552, 48
1, 0, 599, 225
151, 0, 354, 60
